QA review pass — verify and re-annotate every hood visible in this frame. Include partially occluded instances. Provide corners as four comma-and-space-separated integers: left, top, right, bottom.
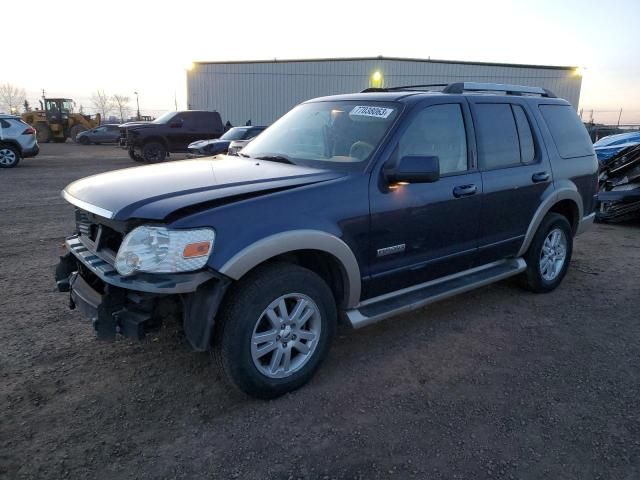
62, 157, 344, 221
188, 138, 228, 149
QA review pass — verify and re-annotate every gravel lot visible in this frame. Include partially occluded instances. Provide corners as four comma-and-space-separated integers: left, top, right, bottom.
1, 143, 639, 480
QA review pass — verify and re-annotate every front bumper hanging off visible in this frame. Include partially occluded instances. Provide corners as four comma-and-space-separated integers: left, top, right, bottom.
55, 235, 230, 350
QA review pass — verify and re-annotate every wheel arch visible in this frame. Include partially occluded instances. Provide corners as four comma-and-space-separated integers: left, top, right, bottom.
142, 136, 169, 149
517, 188, 583, 257
219, 230, 361, 308
0, 140, 22, 155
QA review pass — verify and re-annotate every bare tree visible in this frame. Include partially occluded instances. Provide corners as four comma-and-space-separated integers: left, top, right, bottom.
112, 94, 131, 122
90, 90, 113, 120
0, 83, 27, 114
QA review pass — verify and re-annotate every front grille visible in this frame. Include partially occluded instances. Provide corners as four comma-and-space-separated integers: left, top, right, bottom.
75, 209, 123, 260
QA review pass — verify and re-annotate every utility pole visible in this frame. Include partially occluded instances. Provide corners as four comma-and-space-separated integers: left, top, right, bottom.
134, 91, 140, 120
617, 108, 622, 127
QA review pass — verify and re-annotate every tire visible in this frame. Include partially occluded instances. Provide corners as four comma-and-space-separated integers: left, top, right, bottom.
128, 148, 144, 162
216, 262, 337, 399
35, 123, 51, 143
69, 125, 87, 143
142, 141, 167, 163
79, 136, 90, 145
521, 213, 573, 293
0, 145, 20, 168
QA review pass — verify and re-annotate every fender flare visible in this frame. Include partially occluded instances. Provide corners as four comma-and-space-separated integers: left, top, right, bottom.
219, 230, 362, 308
517, 188, 583, 257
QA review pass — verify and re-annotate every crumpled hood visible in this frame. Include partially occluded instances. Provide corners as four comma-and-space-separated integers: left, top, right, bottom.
62, 157, 344, 221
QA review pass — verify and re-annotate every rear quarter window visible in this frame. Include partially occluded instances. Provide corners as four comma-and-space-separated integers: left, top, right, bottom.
539, 105, 593, 159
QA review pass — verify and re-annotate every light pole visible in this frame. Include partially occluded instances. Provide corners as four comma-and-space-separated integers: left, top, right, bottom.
134, 91, 140, 120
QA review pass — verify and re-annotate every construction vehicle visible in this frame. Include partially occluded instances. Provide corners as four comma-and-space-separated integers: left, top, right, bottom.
21, 98, 101, 143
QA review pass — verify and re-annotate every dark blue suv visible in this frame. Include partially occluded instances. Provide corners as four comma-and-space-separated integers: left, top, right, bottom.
55, 82, 598, 398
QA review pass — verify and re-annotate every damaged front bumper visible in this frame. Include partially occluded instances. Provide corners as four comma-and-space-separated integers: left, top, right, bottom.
55, 235, 230, 351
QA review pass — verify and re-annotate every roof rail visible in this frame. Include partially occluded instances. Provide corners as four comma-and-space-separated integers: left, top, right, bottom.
361, 84, 448, 93
442, 82, 556, 97
361, 82, 556, 98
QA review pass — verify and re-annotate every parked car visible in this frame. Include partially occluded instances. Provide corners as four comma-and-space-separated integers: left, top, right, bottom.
120, 111, 224, 163
188, 126, 266, 157
0, 114, 39, 168
76, 124, 121, 145
55, 82, 597, 399
593, 131, 640, 164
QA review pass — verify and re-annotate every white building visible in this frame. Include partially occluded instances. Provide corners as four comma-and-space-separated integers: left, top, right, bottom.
187, 56, 582, 126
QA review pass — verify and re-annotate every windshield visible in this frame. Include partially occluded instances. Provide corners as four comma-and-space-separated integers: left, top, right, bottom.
221, 128, 248, 141
152, 111, 178, 124
241, 101, 400, 169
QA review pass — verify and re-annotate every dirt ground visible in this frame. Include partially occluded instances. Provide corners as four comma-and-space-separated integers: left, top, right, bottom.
1, 143, 639, 480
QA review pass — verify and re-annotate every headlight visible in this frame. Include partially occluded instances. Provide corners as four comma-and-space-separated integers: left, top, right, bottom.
115, 226, 215, 276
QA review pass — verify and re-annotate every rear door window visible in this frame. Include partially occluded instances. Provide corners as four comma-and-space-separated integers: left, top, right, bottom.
474, 104, 520, 169
539, 105, 593, 158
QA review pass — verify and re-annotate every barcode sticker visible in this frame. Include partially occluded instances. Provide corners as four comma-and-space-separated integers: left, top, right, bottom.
349, 106, 394, 119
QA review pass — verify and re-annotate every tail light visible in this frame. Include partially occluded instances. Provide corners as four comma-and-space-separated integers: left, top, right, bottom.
22, 127, 36, 135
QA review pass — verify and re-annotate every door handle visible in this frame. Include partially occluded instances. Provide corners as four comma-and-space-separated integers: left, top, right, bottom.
453, 184, 478, 198
532, 171, 550, 183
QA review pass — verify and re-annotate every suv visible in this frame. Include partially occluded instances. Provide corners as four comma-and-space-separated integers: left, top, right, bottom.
0, 114, 39, 168
120, 110, 224, 163
55, 82, 597, 399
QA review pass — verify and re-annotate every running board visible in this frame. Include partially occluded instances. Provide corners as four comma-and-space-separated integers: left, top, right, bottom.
345, 258, 527, 329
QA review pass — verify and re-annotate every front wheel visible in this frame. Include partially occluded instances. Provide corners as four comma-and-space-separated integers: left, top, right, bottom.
521, 212, 573, 293
142, 141, 167, 163
216, 263, 337, 399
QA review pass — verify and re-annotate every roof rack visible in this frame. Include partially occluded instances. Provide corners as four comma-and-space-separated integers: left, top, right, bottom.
361, 81, 556, 98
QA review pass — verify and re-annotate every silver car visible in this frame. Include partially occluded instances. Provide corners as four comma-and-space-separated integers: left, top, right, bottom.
0, 114, 39, 168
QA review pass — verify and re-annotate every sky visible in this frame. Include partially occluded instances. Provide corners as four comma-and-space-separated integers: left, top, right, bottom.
3, 0, 639, 124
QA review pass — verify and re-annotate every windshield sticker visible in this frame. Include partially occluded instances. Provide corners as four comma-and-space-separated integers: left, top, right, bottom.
349, 106, 394, 119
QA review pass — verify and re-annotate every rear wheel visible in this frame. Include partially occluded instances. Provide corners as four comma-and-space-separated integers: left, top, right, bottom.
142, 141, 167, 163
521, 213, 573, 293
35, 123, 51, 143
216, 263, 337, 399
69, 125, 87, 143
0, 145, 20, 168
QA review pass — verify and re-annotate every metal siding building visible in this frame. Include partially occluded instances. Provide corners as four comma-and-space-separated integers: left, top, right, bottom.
187, 57, 582, 126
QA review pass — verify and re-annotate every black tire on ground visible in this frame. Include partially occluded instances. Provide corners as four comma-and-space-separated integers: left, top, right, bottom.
79, 136, 90, 145
128, 148, 144, 162
69, 125, 87, 143
35, 123, 51, 143
521, 212, 573, 293
0, 144, 21, 168
215, 262, 337, 399
142, 141, 167, 163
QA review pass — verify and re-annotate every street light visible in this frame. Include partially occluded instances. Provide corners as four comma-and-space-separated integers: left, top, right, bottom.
134, 91, 140, 120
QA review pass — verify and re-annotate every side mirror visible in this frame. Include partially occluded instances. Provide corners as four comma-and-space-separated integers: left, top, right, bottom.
385, 155, 440, 184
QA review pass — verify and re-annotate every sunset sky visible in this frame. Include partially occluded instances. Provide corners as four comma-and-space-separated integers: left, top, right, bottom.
4, 0, 639, 124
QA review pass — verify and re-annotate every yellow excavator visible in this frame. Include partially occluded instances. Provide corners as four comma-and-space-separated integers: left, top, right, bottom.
22, 98, 101, 143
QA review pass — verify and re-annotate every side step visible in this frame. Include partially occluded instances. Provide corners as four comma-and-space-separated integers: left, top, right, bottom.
345, 258, 527, 329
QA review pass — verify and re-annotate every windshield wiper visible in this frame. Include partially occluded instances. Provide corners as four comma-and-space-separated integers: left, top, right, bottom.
238, 152, 252, 158
253, 154, 294, 165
